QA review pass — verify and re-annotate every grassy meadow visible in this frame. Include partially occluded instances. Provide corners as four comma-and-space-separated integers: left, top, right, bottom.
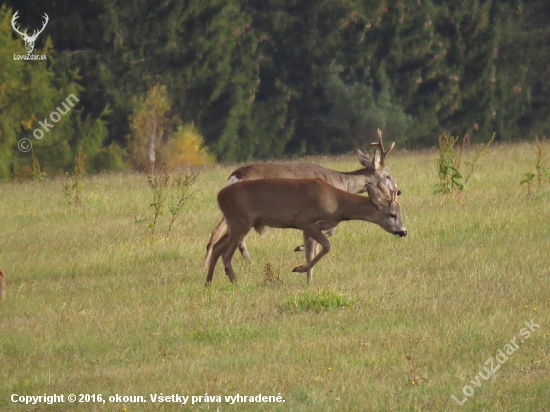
1, 143, 549, 411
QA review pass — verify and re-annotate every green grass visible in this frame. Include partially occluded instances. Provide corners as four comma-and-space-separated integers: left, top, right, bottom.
1, 143, 549, 411
283, 289, 356, 312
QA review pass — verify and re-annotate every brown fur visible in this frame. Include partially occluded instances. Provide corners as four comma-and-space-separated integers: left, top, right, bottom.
205, 148, 401, 267
205, 178, 406, 285
0, 269, 6, 300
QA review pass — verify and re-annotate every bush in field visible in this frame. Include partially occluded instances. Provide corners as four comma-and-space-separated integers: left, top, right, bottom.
435, 131, 495, 194
436, 132, 464, 193
158, 124, 214, 169
520, 135, 548, 198
145, 163, 198, 237
62, 147, 86, 210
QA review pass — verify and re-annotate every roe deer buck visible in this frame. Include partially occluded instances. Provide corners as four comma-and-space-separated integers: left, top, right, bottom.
205, 178, 406, 285
204, 130, 400, 267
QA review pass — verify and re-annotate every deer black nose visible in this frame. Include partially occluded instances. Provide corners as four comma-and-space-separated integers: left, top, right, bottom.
397, 189, 403, 196
395, 230, 407, 237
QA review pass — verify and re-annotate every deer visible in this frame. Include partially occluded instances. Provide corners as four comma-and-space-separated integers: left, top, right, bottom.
205, 178, 406, 286
204, 129, 400, 267
11, 11, 49, 55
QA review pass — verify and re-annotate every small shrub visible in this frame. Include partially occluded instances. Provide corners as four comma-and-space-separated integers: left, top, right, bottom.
62, 147, 86, 210
435, 131, 495, 194
520, 135, 548, 198
262, 262, 284, 286
520, 172, 535, 199
534, 136, 548, 187
145, 162, 198, 237
405, 350, 425, 386
11, 152, 46, 182
166, 172, 199, 236
145, 163, 171, 237
30, 152, 46, 180
159, 124, 214, 169
462, 132, 496, 185
435, 132, 463, 193
283, 289, 356, 312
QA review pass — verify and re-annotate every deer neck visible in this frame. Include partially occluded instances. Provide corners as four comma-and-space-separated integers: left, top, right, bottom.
338, 194, 378, 223
322, 168, 370, 194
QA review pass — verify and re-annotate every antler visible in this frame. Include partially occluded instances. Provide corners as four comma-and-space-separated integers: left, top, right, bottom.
29, 13, 49, 40
390, 185, 398, 204
11, 11, 49, 41
370, 129, 395, 167
375, 179, 399, 205
11, 11, 27, 38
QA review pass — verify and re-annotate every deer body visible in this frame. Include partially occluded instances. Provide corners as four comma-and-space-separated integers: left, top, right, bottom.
205, 178, 406, 285
205, 131, 400, 267
226, 162, 377, 194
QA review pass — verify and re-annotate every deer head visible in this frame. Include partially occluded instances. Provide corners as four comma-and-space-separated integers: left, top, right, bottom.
11, 11, 49, 55
366, 182, 406, 238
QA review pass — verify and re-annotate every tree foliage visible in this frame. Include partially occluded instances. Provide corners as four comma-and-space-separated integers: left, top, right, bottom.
1, 1, 549, 175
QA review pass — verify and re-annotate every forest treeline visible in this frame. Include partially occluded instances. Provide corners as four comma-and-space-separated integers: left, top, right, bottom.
0, 0, 548, 177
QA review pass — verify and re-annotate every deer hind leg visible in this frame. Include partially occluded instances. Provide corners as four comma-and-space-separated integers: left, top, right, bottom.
221, 227, 249, 284
205, 232, 231, 286
204, 217, 227, 268
238, 240, 251, 263
294, 228, 335, 253
292, 226, 331, 283
206, 218, 252, 268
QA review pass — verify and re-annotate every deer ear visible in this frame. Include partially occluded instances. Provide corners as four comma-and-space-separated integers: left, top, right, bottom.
366, 182, 387, 209
372, 150, 381, 171
357, 149, 372, 169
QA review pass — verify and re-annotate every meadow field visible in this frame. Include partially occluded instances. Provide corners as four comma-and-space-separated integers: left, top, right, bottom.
1, 142, 549, 411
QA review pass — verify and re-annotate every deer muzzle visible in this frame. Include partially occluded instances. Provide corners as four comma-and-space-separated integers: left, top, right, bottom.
394, 230, 407, 237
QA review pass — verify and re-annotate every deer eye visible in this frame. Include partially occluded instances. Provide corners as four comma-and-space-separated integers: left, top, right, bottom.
389, 213, 397, 220
386, 175, 391, 180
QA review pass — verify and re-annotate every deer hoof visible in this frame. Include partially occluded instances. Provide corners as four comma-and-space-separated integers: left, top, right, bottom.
292, 265, 307, 273
294, 245, 304, 252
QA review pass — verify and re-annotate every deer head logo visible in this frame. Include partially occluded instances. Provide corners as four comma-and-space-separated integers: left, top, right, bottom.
11, 11, 49, 55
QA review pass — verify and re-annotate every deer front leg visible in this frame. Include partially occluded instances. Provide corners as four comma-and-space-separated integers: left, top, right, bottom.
294, 228, 335, 252
292, 226, 331, 283
301, 234, 316, 282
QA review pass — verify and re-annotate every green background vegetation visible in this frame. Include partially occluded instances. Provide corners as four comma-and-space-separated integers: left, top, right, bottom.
1, 144, 549, 410
1, 1, 550, 178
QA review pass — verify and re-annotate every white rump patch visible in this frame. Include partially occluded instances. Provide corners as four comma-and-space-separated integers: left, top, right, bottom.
225, 175, 240, 186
